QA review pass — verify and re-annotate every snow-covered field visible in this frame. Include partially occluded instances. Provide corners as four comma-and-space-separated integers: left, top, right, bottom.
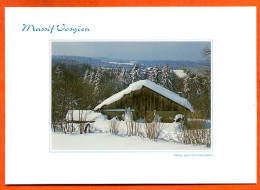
52, 110, 210, 151
51, 132, 210, 151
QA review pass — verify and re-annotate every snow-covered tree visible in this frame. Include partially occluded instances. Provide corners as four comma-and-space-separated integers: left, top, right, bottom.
142, 68, 149, 80
83, 69, 90, 83
89, 70, 95, 83
192, 74, 202, 96
182, 73, 191, 97
54, 65, 63, 75
129, 64, 141, 83
93, 66, 103, 94
117, 67, 130, 89
149, 65, 160, 84
160, 64, 172, 89
183, 73, 202, 98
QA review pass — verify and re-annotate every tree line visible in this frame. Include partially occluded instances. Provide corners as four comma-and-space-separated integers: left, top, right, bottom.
52, 62, 211, 129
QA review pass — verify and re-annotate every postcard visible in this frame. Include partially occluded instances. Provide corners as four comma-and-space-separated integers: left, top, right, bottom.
5, 7, 256, 184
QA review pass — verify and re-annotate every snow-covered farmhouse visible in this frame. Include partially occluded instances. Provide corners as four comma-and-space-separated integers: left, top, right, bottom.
94, 80, 194, 122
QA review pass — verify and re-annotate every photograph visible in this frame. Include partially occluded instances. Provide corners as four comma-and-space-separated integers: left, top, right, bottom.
51, 41, 212, 151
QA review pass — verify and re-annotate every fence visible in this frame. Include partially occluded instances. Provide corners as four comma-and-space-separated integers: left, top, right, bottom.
178, 129, 211, 147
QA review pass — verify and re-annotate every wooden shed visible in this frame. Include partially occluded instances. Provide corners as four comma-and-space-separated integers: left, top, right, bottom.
94, 80, 194, 122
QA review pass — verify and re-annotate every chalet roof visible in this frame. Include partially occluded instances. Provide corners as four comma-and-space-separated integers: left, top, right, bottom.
94, 80, 194, 112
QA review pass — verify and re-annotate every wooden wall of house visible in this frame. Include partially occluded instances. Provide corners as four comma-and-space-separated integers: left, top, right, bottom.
100, 87, 191, 122
101, 111, 125, 120
102, 110, 187, 122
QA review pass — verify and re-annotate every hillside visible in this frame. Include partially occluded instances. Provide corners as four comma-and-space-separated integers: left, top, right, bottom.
52, 55, 210, 69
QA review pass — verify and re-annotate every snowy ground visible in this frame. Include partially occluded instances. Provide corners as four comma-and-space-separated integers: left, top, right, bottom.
52, 111, 210, 151
51, 132, 210, 151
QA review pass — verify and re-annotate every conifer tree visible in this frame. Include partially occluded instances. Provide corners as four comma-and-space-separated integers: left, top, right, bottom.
93, 66, 102, 94
129, 64, 141, 83
149, 65, 160, 84
192, 74, 202, 96
160, 64, 172, 89
118, 67, 130, 89
182, 71, 191, 97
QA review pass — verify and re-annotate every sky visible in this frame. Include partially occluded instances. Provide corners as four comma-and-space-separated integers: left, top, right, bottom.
52, 41, 210, 61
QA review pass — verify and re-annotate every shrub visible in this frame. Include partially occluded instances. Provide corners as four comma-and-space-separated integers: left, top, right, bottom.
110, 117, 119, 134
144, 110, 162, 141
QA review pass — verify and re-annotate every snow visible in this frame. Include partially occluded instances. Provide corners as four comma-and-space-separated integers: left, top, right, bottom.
91, 115, 110, 133
56, 110, 210, 151
65, 111, 110, 133
109, 61, 134, 66
94, 80, 194, 112
53, 114, 210, 150
174, 114, 184, 122
159, 123, 186, 142
89, 118, 188, 143
66, 110, 104, 121
173, 70, 187, 78
51, 132, 210, 151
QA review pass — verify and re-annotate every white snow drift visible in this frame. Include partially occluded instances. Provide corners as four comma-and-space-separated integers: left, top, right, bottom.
53, 111, 210, 150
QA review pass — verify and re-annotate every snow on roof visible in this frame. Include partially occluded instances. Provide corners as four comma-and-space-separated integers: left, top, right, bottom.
66, 110, 104, 121
94, 80, 194, 112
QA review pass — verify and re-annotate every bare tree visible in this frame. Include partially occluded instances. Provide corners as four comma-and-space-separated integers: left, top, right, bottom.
202, 43, 211, 63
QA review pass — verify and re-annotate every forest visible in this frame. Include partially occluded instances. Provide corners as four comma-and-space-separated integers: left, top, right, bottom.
51, 60, 211, 128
